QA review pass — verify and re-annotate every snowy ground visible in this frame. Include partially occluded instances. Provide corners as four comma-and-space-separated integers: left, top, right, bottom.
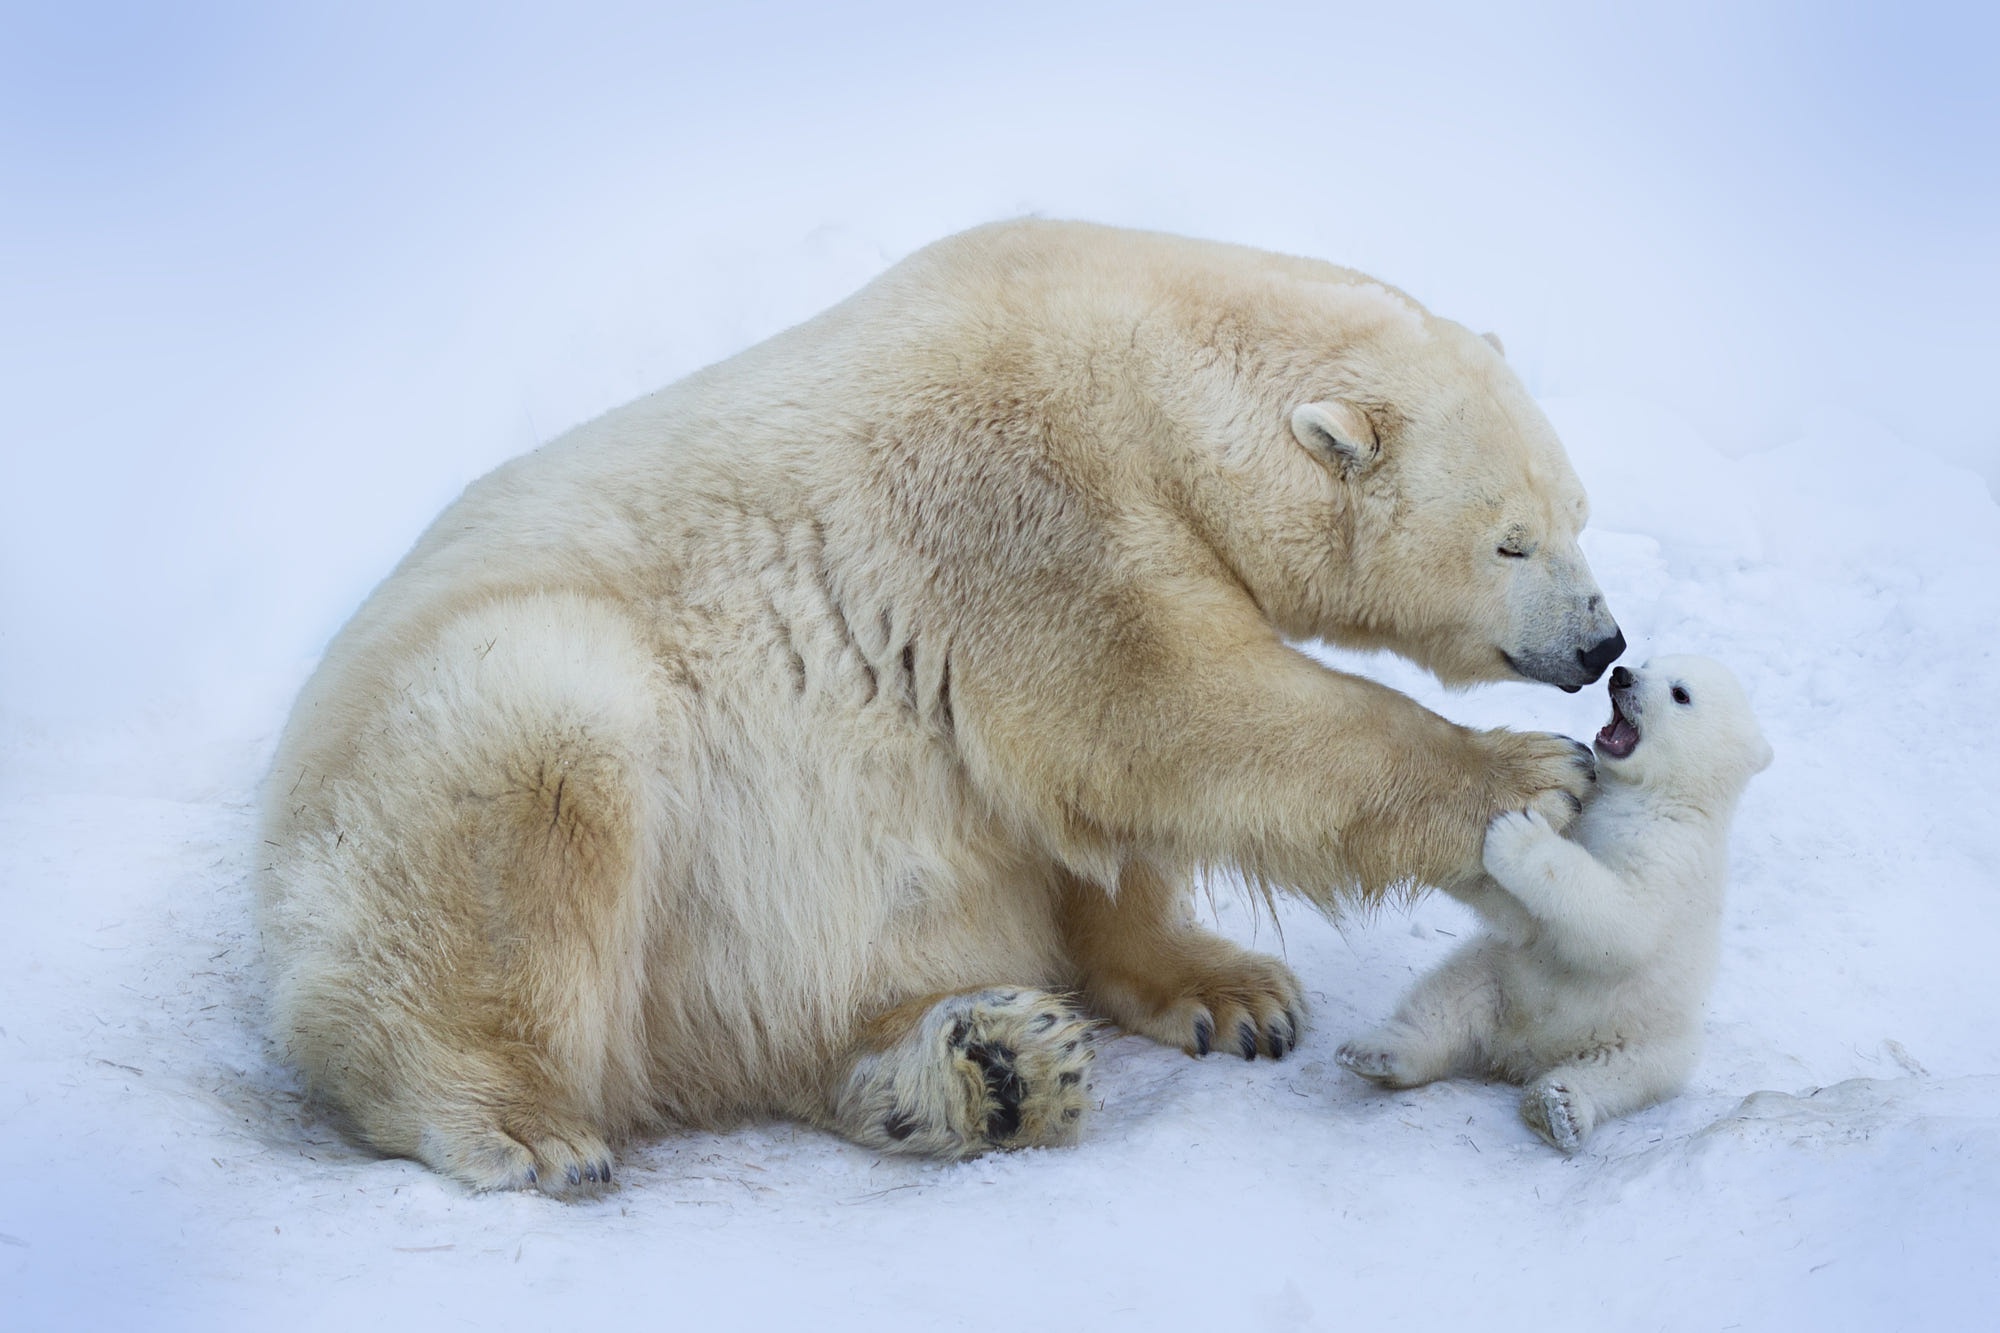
6, 7, 1998, 1331
8, 392, 1999, 1332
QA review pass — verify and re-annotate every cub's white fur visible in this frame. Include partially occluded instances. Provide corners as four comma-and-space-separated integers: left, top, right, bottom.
1338, 655, 1771, 1150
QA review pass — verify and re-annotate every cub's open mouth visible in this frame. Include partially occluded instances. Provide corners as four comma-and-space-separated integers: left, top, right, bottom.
1596, 694, 1640, 758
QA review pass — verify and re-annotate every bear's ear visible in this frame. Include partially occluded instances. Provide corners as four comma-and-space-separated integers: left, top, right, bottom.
1748, 734, 1774, 775
1482, 331, 1506, 356
1291, 400, 1379, 473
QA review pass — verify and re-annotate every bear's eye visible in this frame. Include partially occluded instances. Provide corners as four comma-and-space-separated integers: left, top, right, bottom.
1671, 686, 1691, 706
1496, 545, 1527, 559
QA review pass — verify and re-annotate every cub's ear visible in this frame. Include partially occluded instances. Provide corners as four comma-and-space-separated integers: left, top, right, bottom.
1291, 400, 1379, 472
1749, 734, 1775, 774
1482, 331, 1506, 356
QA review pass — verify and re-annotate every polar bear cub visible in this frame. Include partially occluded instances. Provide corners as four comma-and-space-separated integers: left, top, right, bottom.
1337, 655, 1771, 1151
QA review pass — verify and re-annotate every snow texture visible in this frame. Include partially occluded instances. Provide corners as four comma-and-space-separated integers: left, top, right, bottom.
5, 7, 1997, 1330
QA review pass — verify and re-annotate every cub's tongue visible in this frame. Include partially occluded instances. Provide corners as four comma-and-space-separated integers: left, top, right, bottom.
1596, 713, 1640, 758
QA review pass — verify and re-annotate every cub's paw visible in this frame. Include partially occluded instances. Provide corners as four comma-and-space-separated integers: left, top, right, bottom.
1088, 934, 1306, 1061
839, 988, 1098, 1159
1334, 1029, 1428, 1088
1522, 1078, 1594, 1153
1482, 808, 1559, 881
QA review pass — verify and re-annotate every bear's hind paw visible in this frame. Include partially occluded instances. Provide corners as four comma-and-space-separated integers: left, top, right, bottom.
837, 988, 1098, 1159
419, 1114, 616, 1199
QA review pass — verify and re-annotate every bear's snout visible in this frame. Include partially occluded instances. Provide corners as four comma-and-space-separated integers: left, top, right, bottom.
1577, 629, 1626, 681
1609, 664, 1634, 690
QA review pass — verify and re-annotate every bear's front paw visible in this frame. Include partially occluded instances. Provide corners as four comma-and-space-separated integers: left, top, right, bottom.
1081, 931, 1306, 1061
1482, 808, 1558, 880
1483, 730, 1595, 835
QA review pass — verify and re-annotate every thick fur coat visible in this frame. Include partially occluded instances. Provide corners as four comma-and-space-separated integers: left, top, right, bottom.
257, 220, 1623, 1192
1337, 656, 1772, 1150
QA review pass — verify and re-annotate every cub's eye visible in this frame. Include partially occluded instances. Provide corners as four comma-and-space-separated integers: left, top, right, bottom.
1671, 686, 1691, 706
1496, 544, 1528, 559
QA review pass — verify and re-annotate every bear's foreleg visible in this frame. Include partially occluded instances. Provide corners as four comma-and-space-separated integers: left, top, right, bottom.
823, 988, 1098, 1158
1059, 862, 1305, 1059
974, 624, 1597, 906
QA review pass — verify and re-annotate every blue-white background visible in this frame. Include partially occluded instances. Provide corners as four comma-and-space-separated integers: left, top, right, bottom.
3, 5, 1996, 1329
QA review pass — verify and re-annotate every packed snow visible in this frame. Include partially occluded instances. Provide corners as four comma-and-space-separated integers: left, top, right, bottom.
5, 7, 1996, 1331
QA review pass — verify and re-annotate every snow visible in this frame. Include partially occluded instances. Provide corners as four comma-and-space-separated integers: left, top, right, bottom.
5, 6, 1997, 1331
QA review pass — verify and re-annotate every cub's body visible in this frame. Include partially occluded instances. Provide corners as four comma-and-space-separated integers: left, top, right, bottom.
1340, 656, 1770, 1150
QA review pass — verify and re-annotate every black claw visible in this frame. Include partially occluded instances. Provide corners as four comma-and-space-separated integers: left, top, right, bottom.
566, 1164, 582, 1187
1057, 1070, 1081, 1088
600, 1161, 613, 1184
584, 1162, 599, 1183
966, 1042, 1025, 1142
884, 1109, 916, 1141
948, 1019, 969, 1046
1193, 1015, 1213, 1056
1032, 1011, 1057, 1032
1267, 1025, 1289, 1059
1237, 1021, 1258, 1061
525, 1166, 538, 1186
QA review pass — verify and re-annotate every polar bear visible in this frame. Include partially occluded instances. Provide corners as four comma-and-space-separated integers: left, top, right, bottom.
256, 219, 1624, 1193
1336, 656, 1771, 1150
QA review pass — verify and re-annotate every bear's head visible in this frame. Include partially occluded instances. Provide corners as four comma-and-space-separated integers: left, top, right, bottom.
1277, 304, 1625, 692
1592, 654, 1773, 801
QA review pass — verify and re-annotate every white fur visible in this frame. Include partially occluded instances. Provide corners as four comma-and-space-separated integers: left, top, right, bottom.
1338, 655, 1772, 1151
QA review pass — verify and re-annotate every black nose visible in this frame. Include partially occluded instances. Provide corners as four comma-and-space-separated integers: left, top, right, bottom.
1610, 665, 1633, 690
1577, 629, 1625, 679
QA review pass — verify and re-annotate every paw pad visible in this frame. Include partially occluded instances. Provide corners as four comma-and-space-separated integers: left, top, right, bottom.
846, 988, 1096, 1158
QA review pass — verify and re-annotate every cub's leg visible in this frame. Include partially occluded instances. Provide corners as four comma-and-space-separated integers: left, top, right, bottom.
824, 988, 1098, 1157
1336, 946, 1503, 1088
1061, 863, 1305, 1059
1520, 1042, 1691, 1152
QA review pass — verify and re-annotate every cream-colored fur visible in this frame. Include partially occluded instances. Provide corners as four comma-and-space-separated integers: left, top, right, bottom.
1337, 656, 1771, 1151
257, 219, 1622, 1193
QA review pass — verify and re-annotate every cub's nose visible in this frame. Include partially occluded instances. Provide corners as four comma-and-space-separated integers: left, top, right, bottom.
1610, 665, 1634, 690
1577, 628, 1627, 680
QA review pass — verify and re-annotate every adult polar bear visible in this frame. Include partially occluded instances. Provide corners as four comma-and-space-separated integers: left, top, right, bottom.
258, 219, 1623, 1194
